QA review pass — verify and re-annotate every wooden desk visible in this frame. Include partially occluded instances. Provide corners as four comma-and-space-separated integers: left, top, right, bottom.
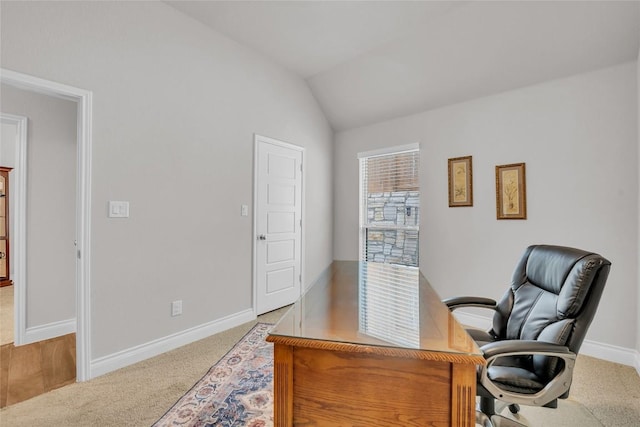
267, 261, 485, 427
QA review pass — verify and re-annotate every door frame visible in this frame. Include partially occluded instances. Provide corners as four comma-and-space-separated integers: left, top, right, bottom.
252, 134, 305, 315
1, 68, 93, 382
0, 113, 28, 345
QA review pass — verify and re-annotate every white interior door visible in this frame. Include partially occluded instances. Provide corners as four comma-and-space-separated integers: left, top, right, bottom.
255, 135, 302, 315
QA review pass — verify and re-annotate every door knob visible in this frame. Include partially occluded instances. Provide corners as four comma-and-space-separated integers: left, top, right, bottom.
258, 235, 266, 240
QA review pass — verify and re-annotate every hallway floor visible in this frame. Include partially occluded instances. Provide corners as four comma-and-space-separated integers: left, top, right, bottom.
0, 285, 13, 346
0, 333, 75, 408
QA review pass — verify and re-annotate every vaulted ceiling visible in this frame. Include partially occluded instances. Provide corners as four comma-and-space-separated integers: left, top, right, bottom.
166, 1, 640, 131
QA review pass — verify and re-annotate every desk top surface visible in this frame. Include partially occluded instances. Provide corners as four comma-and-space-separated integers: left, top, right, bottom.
267, 261, 484, 364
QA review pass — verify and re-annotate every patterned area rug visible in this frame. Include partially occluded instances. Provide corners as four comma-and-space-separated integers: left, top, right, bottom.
154, 323, 274, 427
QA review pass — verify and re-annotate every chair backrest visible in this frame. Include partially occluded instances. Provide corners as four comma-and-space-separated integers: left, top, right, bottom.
490, 245, 611, 381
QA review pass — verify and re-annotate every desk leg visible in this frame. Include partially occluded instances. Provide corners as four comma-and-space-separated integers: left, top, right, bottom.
451, 363, 476, 427
273, 344, 293, 427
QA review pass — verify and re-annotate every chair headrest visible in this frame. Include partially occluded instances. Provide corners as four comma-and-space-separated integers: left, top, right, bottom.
516, 245, 610, 318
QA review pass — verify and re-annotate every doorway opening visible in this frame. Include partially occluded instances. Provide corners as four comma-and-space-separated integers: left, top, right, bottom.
1, 68, 93, 383
0, 113, 26, 349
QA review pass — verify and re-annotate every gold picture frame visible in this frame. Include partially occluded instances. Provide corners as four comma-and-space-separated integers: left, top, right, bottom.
448, 156, 473, 207
495, 162, 526, 220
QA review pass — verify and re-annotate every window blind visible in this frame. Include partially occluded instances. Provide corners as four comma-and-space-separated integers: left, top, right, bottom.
359, 147, 420, 266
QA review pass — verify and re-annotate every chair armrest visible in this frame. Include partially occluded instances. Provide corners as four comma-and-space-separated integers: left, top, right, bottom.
443, 296, 497, 311
481, 340, 573, 361
479, 340, 576, 407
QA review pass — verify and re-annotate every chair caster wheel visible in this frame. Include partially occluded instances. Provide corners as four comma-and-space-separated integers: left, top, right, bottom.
508, 404, 520, 414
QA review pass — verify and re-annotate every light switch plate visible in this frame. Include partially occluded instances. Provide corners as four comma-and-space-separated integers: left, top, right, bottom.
241, 204, 248, 217
109, 201, 130, 218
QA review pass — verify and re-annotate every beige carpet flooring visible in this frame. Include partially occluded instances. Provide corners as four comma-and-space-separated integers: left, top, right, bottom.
0, 285, 13, 345
0, 306, 639, 427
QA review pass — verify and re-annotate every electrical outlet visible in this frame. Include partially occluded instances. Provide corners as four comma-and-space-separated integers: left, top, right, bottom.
171, 300, 182, 317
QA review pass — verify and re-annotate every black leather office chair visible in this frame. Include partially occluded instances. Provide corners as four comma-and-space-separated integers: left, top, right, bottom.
444, 245, 611, 427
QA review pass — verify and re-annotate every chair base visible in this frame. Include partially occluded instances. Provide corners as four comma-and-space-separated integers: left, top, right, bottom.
476, 411, 527, 427
477, 397, 527, 427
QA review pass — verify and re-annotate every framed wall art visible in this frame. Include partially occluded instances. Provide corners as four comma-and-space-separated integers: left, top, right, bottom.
448, 156, 473, 207
495, 162, 526, 220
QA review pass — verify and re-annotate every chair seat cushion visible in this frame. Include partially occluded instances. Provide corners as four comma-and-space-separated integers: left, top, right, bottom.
486, 366, 545, 394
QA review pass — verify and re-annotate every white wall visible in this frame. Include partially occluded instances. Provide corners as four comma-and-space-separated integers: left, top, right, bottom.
335, 62, 638, 352
1, 1, 333, 363
1, 84, 77, 328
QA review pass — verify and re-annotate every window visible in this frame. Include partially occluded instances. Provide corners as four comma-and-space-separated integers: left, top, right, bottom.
359, 144, 420, 266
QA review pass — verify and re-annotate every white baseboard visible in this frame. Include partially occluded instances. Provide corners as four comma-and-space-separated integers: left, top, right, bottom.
453, 311, 639, 373
305, 263, 333, 293
22, 318, 76, 345
579, 339, 638, 368
90, 309, 256, 379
